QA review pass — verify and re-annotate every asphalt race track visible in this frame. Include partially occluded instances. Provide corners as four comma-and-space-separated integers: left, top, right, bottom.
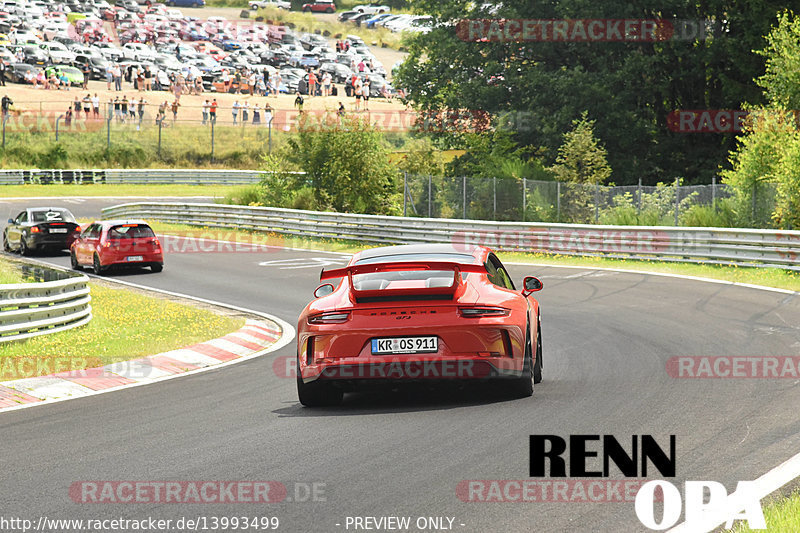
2, 236, 800, 532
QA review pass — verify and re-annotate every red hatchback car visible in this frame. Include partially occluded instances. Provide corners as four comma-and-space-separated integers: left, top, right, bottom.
70, 220, 164, 275
302, 1, 335, 13
296, 243, 543, 406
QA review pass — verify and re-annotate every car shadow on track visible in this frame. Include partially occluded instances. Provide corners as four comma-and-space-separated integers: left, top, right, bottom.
272, 384, 533, 417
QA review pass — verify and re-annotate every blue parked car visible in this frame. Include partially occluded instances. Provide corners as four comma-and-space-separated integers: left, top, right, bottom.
165, 0, 205, 7
365, 13, 392, 28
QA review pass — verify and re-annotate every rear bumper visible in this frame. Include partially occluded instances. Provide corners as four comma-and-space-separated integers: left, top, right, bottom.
101, 252, 163, 267
300, 355, 522, 386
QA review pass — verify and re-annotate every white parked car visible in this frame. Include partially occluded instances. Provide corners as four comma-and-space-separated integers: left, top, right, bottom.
39, 41, 76, 63
248, 0, 290, 9
122, 42, 156, 62
9, 29, 41, 44
353, 3, 390, 14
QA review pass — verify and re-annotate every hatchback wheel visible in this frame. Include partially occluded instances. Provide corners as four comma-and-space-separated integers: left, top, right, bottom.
92, 254, 105, 275
70, 251, 82, 271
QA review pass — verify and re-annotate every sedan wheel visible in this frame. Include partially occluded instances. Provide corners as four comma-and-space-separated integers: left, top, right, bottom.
70, 251, 82, 271
2, 232, 10, 252
19, 238, 30, 256
92, 254, 105, 275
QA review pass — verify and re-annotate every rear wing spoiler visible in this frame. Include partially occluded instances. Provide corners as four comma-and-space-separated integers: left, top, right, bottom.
320, 261, 486, 298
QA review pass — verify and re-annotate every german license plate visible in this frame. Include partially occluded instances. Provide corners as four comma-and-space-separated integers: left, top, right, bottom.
126, 256, 143, 262
49, 228, 68, 233
371, 336, 438, 355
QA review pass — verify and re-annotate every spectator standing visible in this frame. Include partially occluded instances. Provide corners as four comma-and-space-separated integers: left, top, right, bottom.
105, 65, 113, 90
120, 95, 128, 123
202, 99, 209, 125
195, 76, 203, 95
270, 71, 280, 96
231, 100, 240, 124
362, 80, 370, 110
82, 94, 91, 117
171, 99, 179, 123
1, 94, 12, 116
145, 67, 152, 91
73, 96, 82, 119
337, 101, 345, 117
221, 69, 230, 92
264, 102, 272, 125
129, 96, 137, 121
64, 107, 72, 127
241, 101, 249, 123
113, 65, 122, 91
308, 70, 317, 97
137, 97, 146, 125
322, 71, 332, 97
92, 93, 100, 118
113, 96, 121, 121
294, 92, 303, 112
354, 78, 362, 111
248, 71, 256, 96
209, 98, 218, 123
252, 103, 261, 125
82, 63, 90, 89
0, 61, 7, 87
357, 60, 365, 73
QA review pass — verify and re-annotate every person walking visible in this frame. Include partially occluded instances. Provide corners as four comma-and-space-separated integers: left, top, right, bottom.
171, 99, 180, 123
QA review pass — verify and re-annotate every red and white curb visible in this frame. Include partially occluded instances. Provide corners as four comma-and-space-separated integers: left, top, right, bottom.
0, 318, 289, 413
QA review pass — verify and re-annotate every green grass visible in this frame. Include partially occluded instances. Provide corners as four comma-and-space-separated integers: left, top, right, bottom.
0, 280, 245, 380
0, 183, 239, 197
0, 122, 288, 170
0, 259, 26, 283
731, 490, 800, 532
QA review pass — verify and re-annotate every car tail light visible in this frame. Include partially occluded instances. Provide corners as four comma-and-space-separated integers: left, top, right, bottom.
308, 311, 350, 324
30, 226, 41, 233
459, 307, 510, 318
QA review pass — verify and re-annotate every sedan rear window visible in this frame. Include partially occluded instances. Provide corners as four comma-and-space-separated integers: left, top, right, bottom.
108, 224, 155, 239
30, 209, 75, 222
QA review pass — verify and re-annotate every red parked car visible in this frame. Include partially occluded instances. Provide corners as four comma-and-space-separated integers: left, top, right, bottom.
295, 243, 544, 406
302, 1, 335, 13
70, 220, 164, 275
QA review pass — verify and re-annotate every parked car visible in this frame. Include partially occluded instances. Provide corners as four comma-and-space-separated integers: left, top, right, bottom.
248, 0, 289, 9
352, 3, 389, 14
301, 1, 335, 13
44, 65, 84, 85
70, 220, 164, 274
3, 207, 81, 255
7, 62, 41, 84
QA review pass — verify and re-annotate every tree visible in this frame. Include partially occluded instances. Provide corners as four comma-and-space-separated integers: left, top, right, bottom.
549, 112, 611, 185
262, 115, 400, 215
396, 0, 785, 185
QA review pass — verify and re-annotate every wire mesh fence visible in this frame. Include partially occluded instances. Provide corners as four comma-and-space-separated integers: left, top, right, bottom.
401, 174, 778, 228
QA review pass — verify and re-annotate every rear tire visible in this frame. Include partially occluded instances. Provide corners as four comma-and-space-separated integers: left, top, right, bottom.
297, 358, 343, 407
2, 232, 10, 252
150, 263, 163, 273
92, 254, 105, 275
508, 331, 534, 398
70, 251, 82, 270
533, 325, 543, 384
20, 237, 30, 256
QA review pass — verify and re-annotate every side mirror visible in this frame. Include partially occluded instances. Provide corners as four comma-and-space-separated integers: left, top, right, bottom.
522, 276, 543, 296
314, 283, 334, 298
7, 218, 13, 224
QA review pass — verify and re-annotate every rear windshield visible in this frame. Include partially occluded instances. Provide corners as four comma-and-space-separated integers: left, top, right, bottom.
30, 209, 75, 223
108, 224, 155, 239
352, 270, 456, 291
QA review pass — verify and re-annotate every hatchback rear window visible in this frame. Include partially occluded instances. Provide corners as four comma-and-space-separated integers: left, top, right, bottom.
108, 224, 155, 239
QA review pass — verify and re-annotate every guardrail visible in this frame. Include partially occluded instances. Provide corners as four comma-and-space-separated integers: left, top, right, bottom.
0, 262, 92, 343
0, 169, 269, 185
100, 202, 800, 270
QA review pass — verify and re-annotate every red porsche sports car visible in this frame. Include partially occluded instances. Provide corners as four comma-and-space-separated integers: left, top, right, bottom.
296, 244, 543, 406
